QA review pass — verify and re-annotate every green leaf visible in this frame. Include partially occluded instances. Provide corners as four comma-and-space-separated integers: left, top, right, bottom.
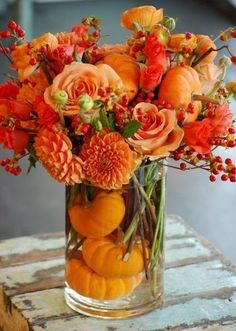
99, 107, 110, 128
121, 120, 141, 138
108, 112, 116, 131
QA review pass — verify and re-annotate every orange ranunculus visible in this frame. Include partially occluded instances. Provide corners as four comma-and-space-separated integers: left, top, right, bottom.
209, 103, 233, 137
17, 70, 49, 104
121, 5, 163, 30
11, 33, 58, 80
128, 103, 184, 158
80, 131, 137, 190
168, 33, 197, 52
183, 119, 213, 154
44, 62, 123, 113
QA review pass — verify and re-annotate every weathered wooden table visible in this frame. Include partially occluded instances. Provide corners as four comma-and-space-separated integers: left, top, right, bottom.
1, 215, 236, 331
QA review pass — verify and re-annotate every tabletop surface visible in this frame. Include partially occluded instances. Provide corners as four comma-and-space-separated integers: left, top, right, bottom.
1, 215, 236, 331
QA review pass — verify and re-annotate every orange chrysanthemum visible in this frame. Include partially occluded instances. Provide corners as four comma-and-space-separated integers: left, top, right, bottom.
34, 127, 84, 185
80, 132, 137, 190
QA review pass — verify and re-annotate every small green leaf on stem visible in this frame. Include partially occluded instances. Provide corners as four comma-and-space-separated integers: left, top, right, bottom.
121, 120, 141, 138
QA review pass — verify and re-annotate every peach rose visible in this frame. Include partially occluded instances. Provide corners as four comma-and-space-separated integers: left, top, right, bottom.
44, 62, 124, 113
11, 33, 58, 80
195, 63, 223, 95
128, 102, 184, 158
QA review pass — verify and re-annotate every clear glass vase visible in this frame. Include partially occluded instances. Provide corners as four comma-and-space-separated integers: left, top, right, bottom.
64, 162, 166, 319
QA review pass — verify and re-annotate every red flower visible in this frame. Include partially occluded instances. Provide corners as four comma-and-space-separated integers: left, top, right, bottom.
144, 34, 167, 69
0, 127, 29, 153
209, 103, 233, 137
0, 82, 19, 99
183, 119, 213, 154
0, 99, 31, 120
33, 97, 59, 126
140, 64, 164, 91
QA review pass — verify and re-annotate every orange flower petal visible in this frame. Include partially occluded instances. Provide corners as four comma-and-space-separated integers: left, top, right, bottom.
121, 5, 163, 30
80, 132, 136, 189
34, 127, 84, 185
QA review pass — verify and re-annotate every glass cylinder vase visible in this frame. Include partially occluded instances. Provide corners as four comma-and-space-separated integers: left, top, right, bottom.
64, 162, 166, 319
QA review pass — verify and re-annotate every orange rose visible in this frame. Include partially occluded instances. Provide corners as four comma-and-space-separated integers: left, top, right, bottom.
128, 102, 184, 158
139, 64, 164, 91
121, 6, 163, 30
44, 62, 124, 113
11, 33, 58, 80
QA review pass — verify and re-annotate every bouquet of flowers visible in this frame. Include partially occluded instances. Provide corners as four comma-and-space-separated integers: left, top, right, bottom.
0, 4, 236, 317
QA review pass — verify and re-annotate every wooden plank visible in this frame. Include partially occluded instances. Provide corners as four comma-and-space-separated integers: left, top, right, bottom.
166, 260, 236, 299
0, 236, 219, 298
8, 259, 236, 323
0, 232, 64, 268
0, 258, 64, 296
165, 236, 215, 268
181, 323, 236, 331
26, 291, 236, 331
166, 215, 193, 239
1, 215, 236, 330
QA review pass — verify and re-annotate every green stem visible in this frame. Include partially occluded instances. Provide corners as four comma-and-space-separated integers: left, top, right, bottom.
133, 174, 157, 223
122, 163, 162, 244
150, 176, 165, 269
149, 175, 166, 297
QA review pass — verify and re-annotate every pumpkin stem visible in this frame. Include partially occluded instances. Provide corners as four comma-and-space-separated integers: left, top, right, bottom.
192, 94, 220, 105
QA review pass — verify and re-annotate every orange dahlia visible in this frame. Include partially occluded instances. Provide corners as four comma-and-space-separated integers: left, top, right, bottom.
34, 127, 84, 185
79, 132, 136, 190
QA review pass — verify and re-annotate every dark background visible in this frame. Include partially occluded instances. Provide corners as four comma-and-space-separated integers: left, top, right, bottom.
0, 0, 236, 261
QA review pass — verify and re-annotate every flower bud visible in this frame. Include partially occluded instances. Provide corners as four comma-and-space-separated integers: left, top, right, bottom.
54, 90, 68, 106
150, 24, 170, 46
218, 55, 231, 67
163, 17, 176, 31
78, 93, 94, 111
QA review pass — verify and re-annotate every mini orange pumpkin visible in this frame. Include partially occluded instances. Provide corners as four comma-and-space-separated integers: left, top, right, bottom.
69, 191, 125, 238
96, 53, 140, 101
66, 252, 142, 300
82, 236, 146, 278
158, 66, 202, 122
194, 35, 216, 64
